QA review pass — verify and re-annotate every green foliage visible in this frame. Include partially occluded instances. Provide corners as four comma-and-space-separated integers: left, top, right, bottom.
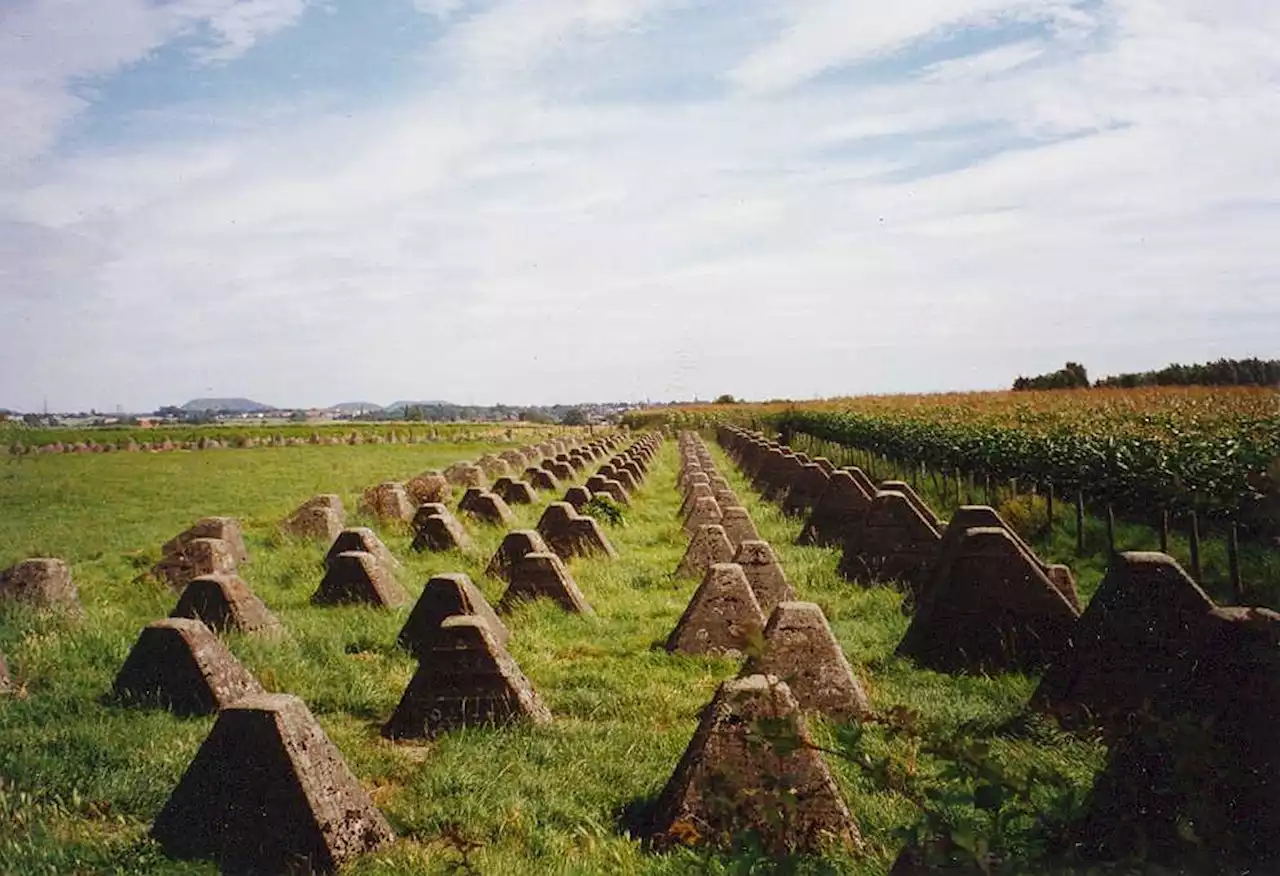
713, 395, 738, 405
561, 408, 588, 426
772, 404, 1280, 522
996, 493, 1049, 537
583, 495, 627, 526
1013, 362, 1090, 391
0, 422, 571, 454
1096, 357, 1280, 388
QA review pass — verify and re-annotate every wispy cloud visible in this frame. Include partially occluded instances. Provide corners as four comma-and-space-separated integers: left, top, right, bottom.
1, 0, 1277, 410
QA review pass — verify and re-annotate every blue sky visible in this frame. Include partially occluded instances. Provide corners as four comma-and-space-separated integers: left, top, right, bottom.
2, 0, 1277, 411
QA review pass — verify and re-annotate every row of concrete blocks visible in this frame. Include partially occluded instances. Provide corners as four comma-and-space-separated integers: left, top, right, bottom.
650, 431, 873, 854
281, 434, 625, 541
714, 425, 1280, 868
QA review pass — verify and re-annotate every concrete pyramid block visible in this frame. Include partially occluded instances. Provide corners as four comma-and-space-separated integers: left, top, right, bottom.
782, 463, 830, 518
499, 552, 594, 614
648, 675, 861, 854
444, 462, 486, 488
152, 538, 239, 591
876, 481, 940, 527
163, 517, 250, 566
411, 502, 452, 530
680, 483, 715, 518
326, 528, 401, 572
382, 616, 551, 739
464, 491, 516, 526
537, 502, 618, 560
311, 551, 408, 608
839, 490, 942, 592
679, 469, 708, 493
1077, 605, 1280, 865
683, 497, 724, 535
563, 485, 592, 511
113, 618, 262, 716
666, 563, 766, 657
567, 515, 618, 560
496, 478, 537, 505
799, 471, 872, 548
842, 466, 877, 496
586, 475, 629, 505
485, 530, 550, 581
897, 526, 1079, 672
281, 501, 343, 542
676, 524, 735, 580
719, 507, 760, 551
0, 557, 80, 611
536, 502, 577, 556
613, 468, 639, 493
712, 487, 740, 510
936, 506, 1079, 609
734, 540, 796, 618
170, 574, 282, 637
398, 573, 509, 657
1033, 551, 1215, 727
405, 470, 450, 505
525, 467, 560, 492
744, 602, 870, 720
457, 487, 483, 513
477, 455, 510, 479
152, 692, 394, 872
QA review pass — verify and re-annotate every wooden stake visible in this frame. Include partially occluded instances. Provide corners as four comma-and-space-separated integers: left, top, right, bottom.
1228, 523, 1243, 604
1189, 511, 1202, 582
1075, 491, 1086, 553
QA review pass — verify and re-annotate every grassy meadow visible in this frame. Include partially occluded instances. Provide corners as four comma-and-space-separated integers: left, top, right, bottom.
0, 436, 1116, 874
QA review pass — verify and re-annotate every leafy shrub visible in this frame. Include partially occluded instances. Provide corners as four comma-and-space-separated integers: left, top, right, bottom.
996, 493, 1049, 537
583, 495, 626, 526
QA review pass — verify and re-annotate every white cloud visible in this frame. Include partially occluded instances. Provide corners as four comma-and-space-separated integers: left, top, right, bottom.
726, 0, 1087, 94
921, 39, 1045, 82
412, 0, 469, 20
190, 0, 311, 64
1, 0, 1278, 409
0, 0, 311, 175
428, 0, 684, 82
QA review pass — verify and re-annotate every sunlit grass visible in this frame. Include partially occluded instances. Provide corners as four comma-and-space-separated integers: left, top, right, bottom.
0, 436, 1108, 874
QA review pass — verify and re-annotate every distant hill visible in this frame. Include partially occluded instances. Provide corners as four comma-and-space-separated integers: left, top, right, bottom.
383, 400, 455, 413
181, 398, 276, 413
329, 401, 384, 413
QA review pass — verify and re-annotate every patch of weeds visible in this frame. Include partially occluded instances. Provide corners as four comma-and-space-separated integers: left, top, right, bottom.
584, 495, 627, 527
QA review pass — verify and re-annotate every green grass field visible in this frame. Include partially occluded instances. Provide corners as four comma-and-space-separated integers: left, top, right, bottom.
0, 436, 1113, 874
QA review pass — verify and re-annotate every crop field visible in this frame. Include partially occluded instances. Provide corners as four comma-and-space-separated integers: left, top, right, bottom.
627, 387, 1280, 608
626, 387, 1280, 516
0, 421, 557, 457
0, 419, 1272, 874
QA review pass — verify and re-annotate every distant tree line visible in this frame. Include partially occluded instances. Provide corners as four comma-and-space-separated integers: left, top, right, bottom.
1012, 362, 1090, 391
382, 404, 596, 424
1014, 358, 1280, 391
1094, 357, 1280, 388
